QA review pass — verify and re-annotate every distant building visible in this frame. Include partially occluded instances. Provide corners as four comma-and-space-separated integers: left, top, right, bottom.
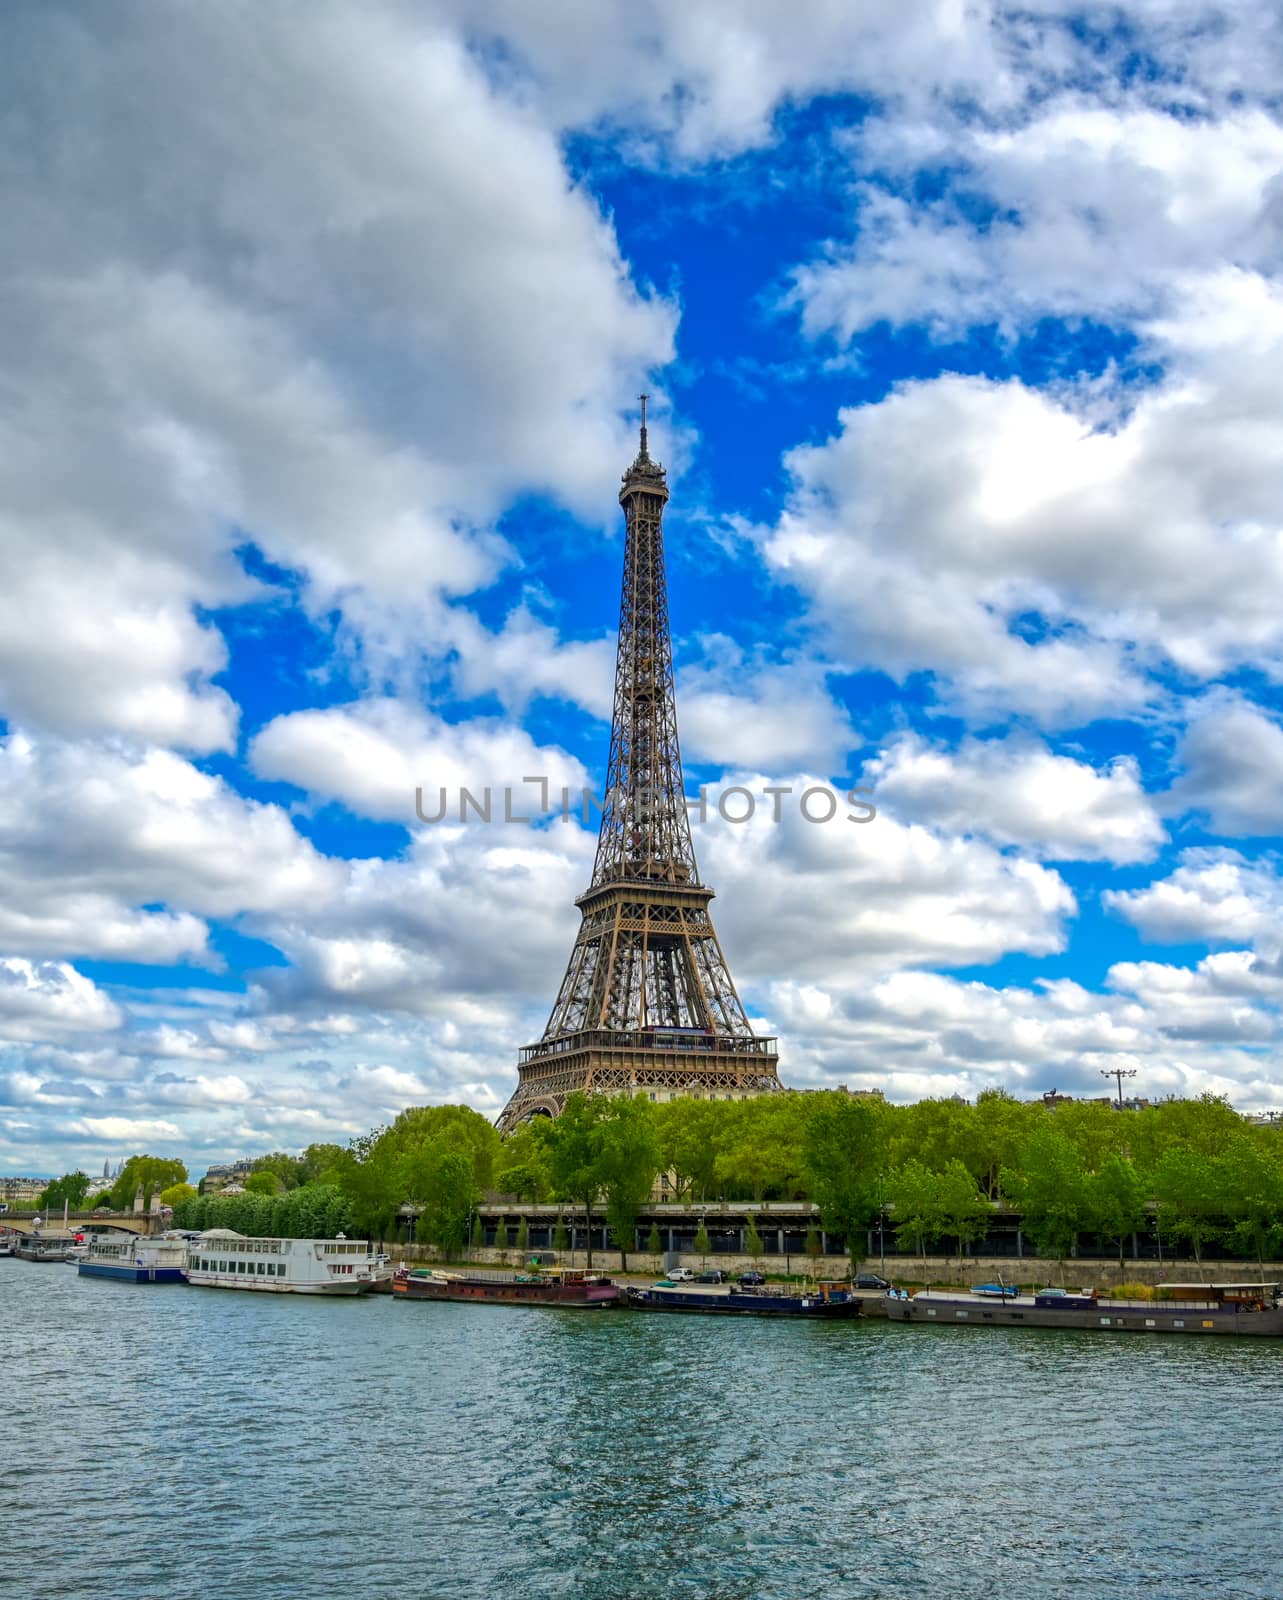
201, 1159, 255, 1194
0, 1177, 49, 1205
1038, 1091, 1151, 1112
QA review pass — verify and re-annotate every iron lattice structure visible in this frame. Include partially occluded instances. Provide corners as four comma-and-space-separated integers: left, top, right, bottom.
497, 402, 781, 1132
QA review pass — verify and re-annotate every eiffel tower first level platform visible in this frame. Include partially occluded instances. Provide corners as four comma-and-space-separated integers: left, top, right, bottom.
497, 401, 782, 1133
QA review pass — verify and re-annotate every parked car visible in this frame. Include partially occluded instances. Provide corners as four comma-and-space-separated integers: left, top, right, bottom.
693, 1270, 725, 1284
666, 1266, 696, 1282
737, 1270, 765, 1286
854, 1273, 891, 1290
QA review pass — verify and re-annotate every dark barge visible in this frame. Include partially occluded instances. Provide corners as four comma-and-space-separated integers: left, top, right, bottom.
885, 1281, 1283, 1336
626, 1278, 862, 1319
393, 1265, 621, 1308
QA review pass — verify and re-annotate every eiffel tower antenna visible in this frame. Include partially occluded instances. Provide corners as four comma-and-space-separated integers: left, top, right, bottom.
497, 406, 781, 1132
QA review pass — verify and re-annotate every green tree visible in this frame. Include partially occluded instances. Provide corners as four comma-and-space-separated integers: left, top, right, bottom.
887, 1160, 941, 1258
1088, 1153, 1147, 1266
647, 1221, 663, 1257
552, 1215, 569, 1253
471, 1212, 487, 1251
596, 1096, 660, 1272
1001, 1122, 1091, 1262
1153, 1146, 1223, 1263
693, 1221, 711, 1262
713, 1096, 808, 1201
805, 1223, 823, 1268
38, 1171, 91, 1211
515, 1216, 530, 1255
403, 1148, 478, 1257
972, 1089, 1039, 1198
934, 1160, 991, 1258
159, 1182, 198, 1210
299, 1143, 350, 1188
1221, 1135, 1283, 1266
654, 1098, 728, 1202
109, 1156, 187, 1212
244, 1171, 280, 1196
802, 1091, 890, 1267
493, 1122, 553, 1201
744, 1215, 764, 1261
546, 1092, 610, 1269
252, 1151, 304, 1190
494, 1219, 510, 1252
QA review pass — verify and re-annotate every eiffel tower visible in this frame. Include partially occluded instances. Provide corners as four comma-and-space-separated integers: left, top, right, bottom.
497, 400, 782, 1132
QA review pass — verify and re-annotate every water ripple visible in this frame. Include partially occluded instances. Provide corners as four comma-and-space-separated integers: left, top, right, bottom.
4, 1263, 1281, 1599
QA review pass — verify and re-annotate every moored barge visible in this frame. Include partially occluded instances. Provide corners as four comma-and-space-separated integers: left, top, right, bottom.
185, 1230, 382, 1294
885, 1281, 1283, 1336
78, 1235, 187, 1284
14, 1234, 73, 1262
627, 1278, 861, 1319
394, 1265, 621, 1308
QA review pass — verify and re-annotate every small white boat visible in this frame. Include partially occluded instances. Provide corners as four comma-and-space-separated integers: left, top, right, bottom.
184, 1230, 382, 1295
0, 1237, 16, 1257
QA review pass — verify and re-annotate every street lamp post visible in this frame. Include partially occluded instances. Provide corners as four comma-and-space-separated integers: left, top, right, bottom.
1101, 1065, 1137, 1109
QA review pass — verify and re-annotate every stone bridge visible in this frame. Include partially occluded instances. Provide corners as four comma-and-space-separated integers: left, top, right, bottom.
0, 1211, 159, 1237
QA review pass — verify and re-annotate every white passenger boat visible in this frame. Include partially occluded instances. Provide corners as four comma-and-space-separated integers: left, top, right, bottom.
79, 1235, 187, 1283
184, 1230, 381, 1295
0, 1237, 15, 1257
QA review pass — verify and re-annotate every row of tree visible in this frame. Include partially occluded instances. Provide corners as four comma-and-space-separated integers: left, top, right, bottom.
38, 1088, 1283, 1265
170, 1183, 353, 1240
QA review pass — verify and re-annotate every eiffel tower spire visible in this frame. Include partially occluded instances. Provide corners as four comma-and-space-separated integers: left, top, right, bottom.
497, 402, 781, 1132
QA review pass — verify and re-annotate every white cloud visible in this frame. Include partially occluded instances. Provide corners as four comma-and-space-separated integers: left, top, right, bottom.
1104, 849, 1283, 948
250, 700, 590, 825
69, 1116, 185, 1144
763, 270, 1283, 721
0, 4, 674, 742
695, 772, 1076, 982
867, 734, 1164, 864
0, 959, 122, 1043
444, 0, 1021, 160
796, 105, 1283, 340
677, 640, 859, 770
1166, 691, 1283, 836
447, 607, 617, 720
0, 733, 341, 963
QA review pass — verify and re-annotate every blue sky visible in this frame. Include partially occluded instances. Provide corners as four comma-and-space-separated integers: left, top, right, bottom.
4, 1, 1283, 1176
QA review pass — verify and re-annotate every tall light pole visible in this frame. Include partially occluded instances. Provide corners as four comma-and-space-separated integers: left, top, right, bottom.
1101, 1066, 1137, 1109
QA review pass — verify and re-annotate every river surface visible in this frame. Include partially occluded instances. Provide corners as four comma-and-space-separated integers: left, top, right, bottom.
4, 1261, 1281, 1599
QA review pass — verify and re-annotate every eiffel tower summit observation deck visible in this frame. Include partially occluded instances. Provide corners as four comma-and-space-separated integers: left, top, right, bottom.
496, 400, 782, 1133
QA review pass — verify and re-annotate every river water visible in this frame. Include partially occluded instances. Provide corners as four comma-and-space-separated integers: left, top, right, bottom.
4, 1261, 1281, 1599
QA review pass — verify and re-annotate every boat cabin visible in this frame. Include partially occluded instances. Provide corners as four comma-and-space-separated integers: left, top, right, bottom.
1153, 1283, 1281, 1311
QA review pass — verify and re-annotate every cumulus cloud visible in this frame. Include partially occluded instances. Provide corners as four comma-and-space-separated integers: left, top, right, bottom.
0, 732, 341, 963
0, 959, 122, 1043
694, 772, 1076, 983
796, 105, 1283, 340
0, 2, 674, 743
763, 270, 1283, 721
1104, 849, 1283, 948
677, 640, 859, 770
1166, 691, 1283, 836
250, 699, 591, 825
867, 735, 1164, 864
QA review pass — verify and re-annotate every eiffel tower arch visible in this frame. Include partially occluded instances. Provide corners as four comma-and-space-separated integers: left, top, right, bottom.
497, 401, 782, 1133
